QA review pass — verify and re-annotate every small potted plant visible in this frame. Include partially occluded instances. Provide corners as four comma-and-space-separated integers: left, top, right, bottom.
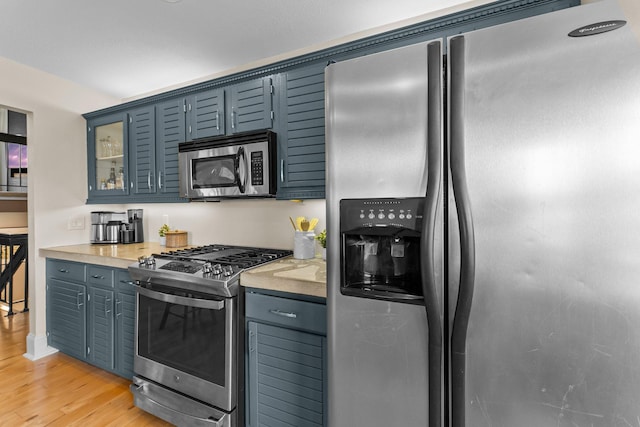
315, 229, 327, 260
158, 224, 170, 246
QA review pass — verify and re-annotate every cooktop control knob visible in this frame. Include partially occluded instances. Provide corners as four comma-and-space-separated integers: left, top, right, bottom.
138, 256, 155, 267
202, 262, 213, 274
213, 264, 223, 275
223, 266, 234, 277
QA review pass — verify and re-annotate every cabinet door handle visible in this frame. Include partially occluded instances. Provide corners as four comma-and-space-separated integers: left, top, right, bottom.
158, 170, 163, 190
248, 330, 256, 353
269, 309, 297, 319
115, 299, 122, 318
147, 171, 152, 190
231, 109, 236, 129
280, 160, 284, 183
104, 297, 112, 316
215, 110, 220, 130
77, 292, 84, 310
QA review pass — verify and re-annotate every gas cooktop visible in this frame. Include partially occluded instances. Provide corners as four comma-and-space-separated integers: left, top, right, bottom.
128, 244, 292, 297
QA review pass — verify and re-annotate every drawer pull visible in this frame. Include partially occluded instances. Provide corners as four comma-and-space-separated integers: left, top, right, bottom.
58, 268, 69, 273
92, 274, 105, 280
269, 309, 297, 319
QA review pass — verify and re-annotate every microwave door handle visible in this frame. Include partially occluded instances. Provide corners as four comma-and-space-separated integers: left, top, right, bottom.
235, 147, 247, 194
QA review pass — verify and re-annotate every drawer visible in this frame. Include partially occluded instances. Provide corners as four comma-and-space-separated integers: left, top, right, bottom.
47, 259, 86, 283
87, 265, 114, 288
246, 292, 326, 335
116, 269, 137, 294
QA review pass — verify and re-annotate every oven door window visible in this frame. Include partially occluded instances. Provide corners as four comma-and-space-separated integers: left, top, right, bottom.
137, 284, 228, 386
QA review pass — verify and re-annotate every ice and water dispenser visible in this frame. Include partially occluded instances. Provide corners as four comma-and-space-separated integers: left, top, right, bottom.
340, 198, 425, 304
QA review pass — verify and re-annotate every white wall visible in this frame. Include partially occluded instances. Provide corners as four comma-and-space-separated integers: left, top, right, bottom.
0, 56, 121, 358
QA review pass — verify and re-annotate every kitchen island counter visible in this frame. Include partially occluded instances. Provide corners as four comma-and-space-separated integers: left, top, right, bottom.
39, 242, 192, 270
241, 256, 326, 298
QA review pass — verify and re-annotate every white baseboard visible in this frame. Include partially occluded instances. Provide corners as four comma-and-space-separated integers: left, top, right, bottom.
23, 333, 58, 361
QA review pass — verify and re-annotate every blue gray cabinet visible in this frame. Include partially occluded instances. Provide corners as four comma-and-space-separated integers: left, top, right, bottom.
86, 112, 129, 202
245, 290, 327, 427
46, 260, 88, 360
228, 77, 274, 134
187, 89, 226, 138
128, 105, 157, 197
46, 259, 136, 379
276, 64, 326, 200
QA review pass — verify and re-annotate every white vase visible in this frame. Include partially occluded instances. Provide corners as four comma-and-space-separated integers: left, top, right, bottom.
159, 236, 166, 246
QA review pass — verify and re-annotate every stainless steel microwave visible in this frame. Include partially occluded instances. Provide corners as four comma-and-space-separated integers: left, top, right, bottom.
178, 130, 276, 200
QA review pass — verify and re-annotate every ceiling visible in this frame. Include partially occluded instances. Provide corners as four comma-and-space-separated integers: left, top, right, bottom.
0, 0, 476, 100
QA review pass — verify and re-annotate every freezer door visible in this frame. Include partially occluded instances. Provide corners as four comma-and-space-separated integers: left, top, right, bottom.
326, 40, 444, 427
448, 1, 640, 426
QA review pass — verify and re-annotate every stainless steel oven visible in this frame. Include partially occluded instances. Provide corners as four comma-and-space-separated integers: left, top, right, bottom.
132, 283, 238, 426
128, 245, 292, 427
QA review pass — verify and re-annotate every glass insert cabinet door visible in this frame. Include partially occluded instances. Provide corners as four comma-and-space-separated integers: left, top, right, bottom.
87, 113, 128, 195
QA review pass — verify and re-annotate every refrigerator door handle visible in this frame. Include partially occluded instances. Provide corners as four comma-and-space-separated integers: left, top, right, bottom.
421, 40, 443, 427
449, 35, 476, 427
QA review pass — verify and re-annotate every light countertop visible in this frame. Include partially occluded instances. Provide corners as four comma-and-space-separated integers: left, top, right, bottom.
39, 242, 190, 270
241, 256, 326, 298
40, 243, 327, 298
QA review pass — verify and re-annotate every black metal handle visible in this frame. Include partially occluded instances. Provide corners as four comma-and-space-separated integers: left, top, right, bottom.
421, 40, 443, 427
449, 35, 476, 427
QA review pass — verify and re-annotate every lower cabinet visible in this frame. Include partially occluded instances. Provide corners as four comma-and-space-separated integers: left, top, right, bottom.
46, 259, 136, 379
245, 290, 327, 427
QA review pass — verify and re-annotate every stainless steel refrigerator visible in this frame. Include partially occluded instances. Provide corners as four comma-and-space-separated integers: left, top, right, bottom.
325, 1, 640, 426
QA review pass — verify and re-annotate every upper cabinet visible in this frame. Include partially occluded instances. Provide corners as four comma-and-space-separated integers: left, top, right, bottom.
228, 77, 274, 134
87, 112, 129, 200
276, 64, 326, 200
186, 88, 226, 139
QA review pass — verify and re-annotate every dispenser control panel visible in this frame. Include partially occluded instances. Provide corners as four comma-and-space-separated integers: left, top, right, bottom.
340, 198, 424, 231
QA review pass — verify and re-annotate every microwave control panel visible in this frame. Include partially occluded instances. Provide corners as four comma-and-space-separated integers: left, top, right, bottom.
250, 151, 264, 186
340, 198, 424, 231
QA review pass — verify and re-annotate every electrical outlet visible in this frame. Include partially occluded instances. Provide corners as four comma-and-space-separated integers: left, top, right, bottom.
68, 215, 85, 230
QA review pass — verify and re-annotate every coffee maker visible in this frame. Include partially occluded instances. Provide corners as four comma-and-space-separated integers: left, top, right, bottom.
127, 209, 144, 243
91, 211, 127, 244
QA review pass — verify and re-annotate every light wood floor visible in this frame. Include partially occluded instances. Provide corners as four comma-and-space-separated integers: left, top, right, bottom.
0, 309, 171, 426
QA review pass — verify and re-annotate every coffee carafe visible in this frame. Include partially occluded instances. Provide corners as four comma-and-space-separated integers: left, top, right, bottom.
127, 209, 144, 243
91, 211, 127, 244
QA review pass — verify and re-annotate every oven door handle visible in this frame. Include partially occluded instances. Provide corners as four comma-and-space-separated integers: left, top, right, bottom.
137, 285, 225, 311
131, 383, 229, 426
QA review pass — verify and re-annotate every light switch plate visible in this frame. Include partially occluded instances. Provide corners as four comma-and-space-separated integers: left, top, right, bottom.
68, 215, 85, 230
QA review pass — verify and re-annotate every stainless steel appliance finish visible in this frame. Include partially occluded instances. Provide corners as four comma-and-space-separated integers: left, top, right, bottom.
326, 1, 640, 426
90, 211, 127, 244
326, 41, 443, 427
128, 244, 292, 427
127, 208, 144, 243
178, 130, 276, 200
